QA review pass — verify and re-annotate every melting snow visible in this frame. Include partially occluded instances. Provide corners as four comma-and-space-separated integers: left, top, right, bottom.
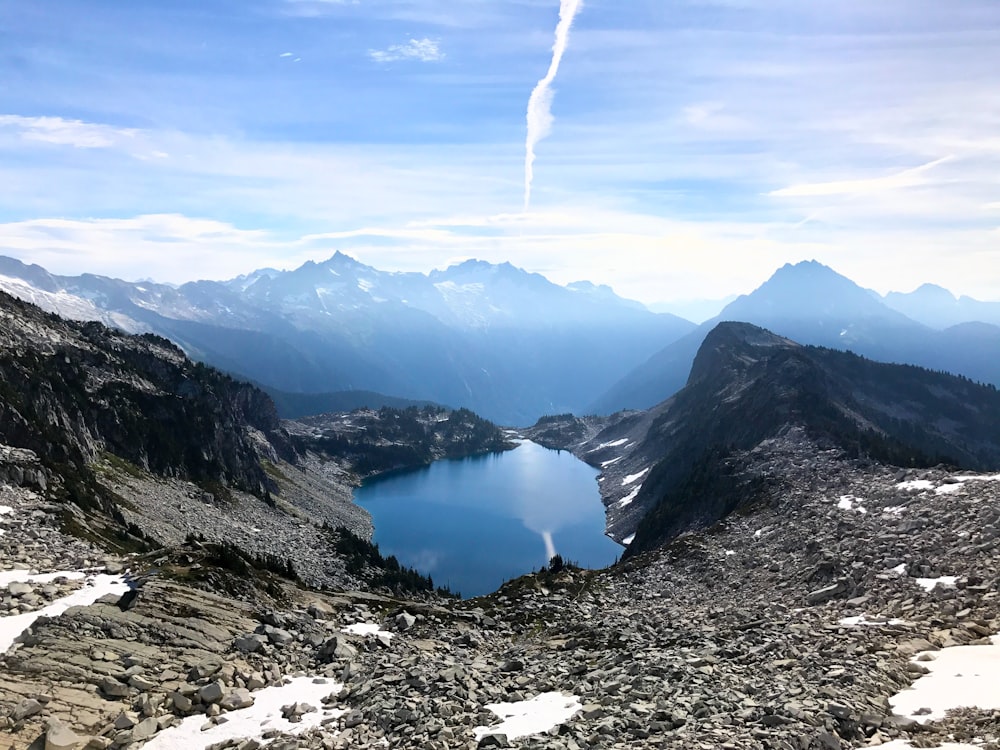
839, 614, 904, 627
145, 676, 345, 749
341, 622, 392, 639
883, 505, 907, 516
935, 483, 964, 495
591, 438, 628, 452
915, 575, 958, 592
473, 692, 581, 742
621, 469, 649, 487
0, 506, 12, 515
600, 456, 623, 467
896, 480, 934, 492
622, 534, 635, 545
724, 550, 736, 557
890, 634, 1000, 723
617, 486, 640, 508
0, 570, 86, 588
878, 742, 981, 750
0, 574, 129, 655
891, 563, 908, 575
836, 495, 867, 514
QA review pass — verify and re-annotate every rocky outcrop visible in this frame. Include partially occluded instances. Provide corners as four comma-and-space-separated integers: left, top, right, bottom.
0, 290, 291, 510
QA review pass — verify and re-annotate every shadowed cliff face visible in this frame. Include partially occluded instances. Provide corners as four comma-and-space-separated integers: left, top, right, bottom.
0, 291, 291, 508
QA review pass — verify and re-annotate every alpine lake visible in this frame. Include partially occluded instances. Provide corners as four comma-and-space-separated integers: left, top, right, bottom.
353, 440, 623, 598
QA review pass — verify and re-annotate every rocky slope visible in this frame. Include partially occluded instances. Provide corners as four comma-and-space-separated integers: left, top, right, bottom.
4, 429, 1000, 749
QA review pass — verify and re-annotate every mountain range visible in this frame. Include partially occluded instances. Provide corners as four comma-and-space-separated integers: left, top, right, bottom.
0, 254, 694, 425
2, 254, 999, 425
590, 260, 1000, 414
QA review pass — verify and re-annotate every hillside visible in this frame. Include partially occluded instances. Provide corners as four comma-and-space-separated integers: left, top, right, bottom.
534, 321, 1000, 551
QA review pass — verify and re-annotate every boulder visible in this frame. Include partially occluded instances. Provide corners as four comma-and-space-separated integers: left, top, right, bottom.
220, 688, 255, 711
45, 722, 82, 750
11, 697, 44, 721
199, 680, 225, 704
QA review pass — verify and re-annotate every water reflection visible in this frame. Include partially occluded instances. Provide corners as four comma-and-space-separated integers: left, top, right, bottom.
354, 441, 621, 597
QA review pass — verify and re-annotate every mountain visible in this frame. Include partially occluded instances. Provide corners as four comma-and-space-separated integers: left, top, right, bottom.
555, 321, 1000, 552
0, 254, 696, 425
5, 286, 1000, 750
884, 283, 1000, 329
591, 260, 1000, 414
261, 386, 437, 419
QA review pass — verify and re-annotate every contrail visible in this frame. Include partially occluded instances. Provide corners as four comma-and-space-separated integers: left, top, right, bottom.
524, 0, 583, 211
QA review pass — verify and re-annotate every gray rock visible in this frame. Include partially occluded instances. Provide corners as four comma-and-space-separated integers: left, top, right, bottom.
44, 722, 81, 750
131, 716, 159, 742
220, 688, 255, 711
199, 680, 226, 704
395, 611, 416, 631
11, 698, 44, 721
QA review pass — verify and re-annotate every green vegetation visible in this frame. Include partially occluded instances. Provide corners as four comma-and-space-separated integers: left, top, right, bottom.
297, 405, 511, 475
326, 525, 457, 598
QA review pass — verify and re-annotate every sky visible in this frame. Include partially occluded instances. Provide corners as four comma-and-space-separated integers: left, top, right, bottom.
2, 0, 1000, 304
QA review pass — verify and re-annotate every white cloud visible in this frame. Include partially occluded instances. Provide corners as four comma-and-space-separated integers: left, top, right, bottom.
369, 38, 444, 64
0, 115, 136, 149
770, 156, 954, 198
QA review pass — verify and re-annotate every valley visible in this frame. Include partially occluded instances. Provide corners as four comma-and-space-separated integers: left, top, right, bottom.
0, 269, 999, 749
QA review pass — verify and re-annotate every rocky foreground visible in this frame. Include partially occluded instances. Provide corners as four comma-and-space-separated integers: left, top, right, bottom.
3, 427, 1000, 749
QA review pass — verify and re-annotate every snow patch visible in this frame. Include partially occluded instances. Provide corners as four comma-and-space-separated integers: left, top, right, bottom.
0, 506, 12, 515
600, 456, 623, 467
341, 623, 393, 640
473, 692, 581, 742
883, 505, 907, 516
877, 742, 982, 750
616, 486, 640, 508
896, 479, 934, 491
0, 574, 129, 655
934, 483, 964, 495
889, 634, 1000, 723
622, 534, 635, 545
621, 469, 649, 487
836, 495, 867, 514
0, 570, 86, 588
145, 676, 345, 749
839, 614, 904, 627
591, 438, 628, 452
915, 575, 958, 592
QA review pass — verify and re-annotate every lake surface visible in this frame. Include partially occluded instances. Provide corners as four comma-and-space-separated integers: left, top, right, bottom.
354, 440, 622, 598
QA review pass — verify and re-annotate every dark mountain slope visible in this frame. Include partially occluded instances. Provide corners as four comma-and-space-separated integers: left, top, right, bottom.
570, 321, 1000, 554
591, 260, 1000, 414
0, 290, 290, 510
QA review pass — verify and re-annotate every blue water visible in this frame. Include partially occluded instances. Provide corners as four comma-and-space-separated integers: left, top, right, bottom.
353, 441, 622, 598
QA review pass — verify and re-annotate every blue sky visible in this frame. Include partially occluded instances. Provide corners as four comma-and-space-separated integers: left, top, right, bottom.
2, 0, 1000, 303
